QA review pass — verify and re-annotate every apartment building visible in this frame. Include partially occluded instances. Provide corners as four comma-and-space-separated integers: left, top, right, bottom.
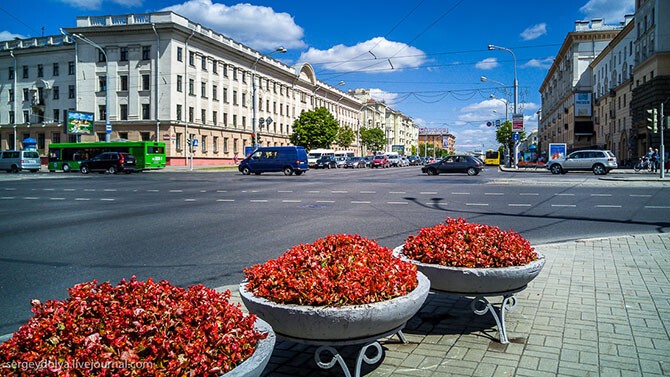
0, 11, 366, 165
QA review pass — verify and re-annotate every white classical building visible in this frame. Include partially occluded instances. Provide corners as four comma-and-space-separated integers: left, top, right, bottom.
0, 11, 374, 165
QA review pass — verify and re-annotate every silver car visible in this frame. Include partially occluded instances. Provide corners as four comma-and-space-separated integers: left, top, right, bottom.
547, 150, 617, 175
0, 150, 41, 173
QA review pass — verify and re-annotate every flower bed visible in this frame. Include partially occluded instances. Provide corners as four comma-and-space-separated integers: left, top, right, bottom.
0, 277, 268, 377
402, 217, 537, 268
244, 234, 418, 306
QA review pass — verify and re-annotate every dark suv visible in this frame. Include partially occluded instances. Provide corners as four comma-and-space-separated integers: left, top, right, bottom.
80, 152, 136, 174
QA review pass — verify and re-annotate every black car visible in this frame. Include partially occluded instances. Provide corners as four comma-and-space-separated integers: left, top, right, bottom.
80, 152, 136, 174
421, 155, 483, 176
314, 155, 337, 169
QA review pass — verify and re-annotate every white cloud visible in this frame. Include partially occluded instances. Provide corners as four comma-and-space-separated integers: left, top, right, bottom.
162, 0, 306, 51
298, 37, 426, 73
521, 57, 554, 69
0, 31, 26, 41
58, 0, 142, 10
580, 0, 635, 24
368, 88, 400, 105
520, 23, 547, 41
475, 57, 498, 70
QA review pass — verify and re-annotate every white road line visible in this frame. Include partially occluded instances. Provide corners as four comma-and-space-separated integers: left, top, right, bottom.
75, 198, 90, 201
466, 203, 489, 206
645, 205, 670, 209
64, 189, 76, 191
3, 188, 16, 191
508, 204, 532, 207
351, 201, 371, 204
389, 191, 406, 194
216, 190, 227, 193
49, 198, 65, 200
630, 194, 651, 197
452, 192, 470, 195
484, 193, 504, 196
555, 193, 574, 196
1, 197, 15, 199
277, 190, 293, 193
250, 200, 268, 203
147, 189, 159, 192
331, 190, 348, 193
84, 189, 95, 192
216, 199, 235, 202
360, 191, 376, 194
24, 197, 39, 200
316, 200, 335, 203
100, 198, 115, 201
520, 193, 539, 196
200, 190, 207, 193
169, 190, 183, 192
551, 204, 576, 207
595, 205, 621, 208
387, 201, 408, 205
308, 190, 321, 193
419, 191, 437, 195
103, 189, 117, 192
425, 202, 446, 206
590, 194, 612, 197
42, 188, 55, 191
184, 199, 196, 202
282, 200, 302, 203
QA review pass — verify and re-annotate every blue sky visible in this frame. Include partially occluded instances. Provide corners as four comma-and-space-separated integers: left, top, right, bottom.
0, 0, 635, 150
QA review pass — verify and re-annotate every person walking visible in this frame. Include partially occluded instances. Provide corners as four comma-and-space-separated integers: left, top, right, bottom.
233, 153, 239, 165
651, 148, 658, 173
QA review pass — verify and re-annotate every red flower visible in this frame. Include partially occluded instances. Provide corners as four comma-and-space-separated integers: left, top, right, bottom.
0, 277, 267, 377
244, 234, 418, 306
403, 217, 537, 268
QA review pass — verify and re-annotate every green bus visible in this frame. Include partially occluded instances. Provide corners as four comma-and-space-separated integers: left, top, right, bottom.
48, 141, 166, 172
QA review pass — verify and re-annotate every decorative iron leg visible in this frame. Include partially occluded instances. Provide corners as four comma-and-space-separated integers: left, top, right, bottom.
314, 341, 383, 377
471, 294, 518, 344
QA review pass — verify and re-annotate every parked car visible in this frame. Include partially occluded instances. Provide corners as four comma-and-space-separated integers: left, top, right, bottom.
407, 155, 422, 166
385, 153, 401, 167
399, 156, 410, 167
421, 155, 483, 176
371, 155, 390, 168
334, 156, 348, 168
344, 156, 366, 168
546, 150, 617, 175
0, 150, 41, 173
79, 152, 136, 174
238, 146, 308, 176
315, 155, 338, 169
362, 155, 375, 168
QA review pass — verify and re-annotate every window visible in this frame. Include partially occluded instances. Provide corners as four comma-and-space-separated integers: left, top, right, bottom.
68, 61, 75, 75
68, 134, 77, 143
8, 89, 13, 102
177, 47, 183, 62
223, 63, 228, 77
233, 90, 238, 105
52, 132, 60, 143
233, 67, 237, 81
188, 79, 194, 95
53, 86, 59, 100
120, 47, 129, 61
22, 65, 29, 79
99, 76, 107, 92
23, 110, 29, 123
242, 71, 246, 84
23, 88, 29, 101
141, 132, 150, 141
120, 104, 128, 120
9, 66, 14, 79
188, 107, 194, 122
212, 60, 218, 74
223, 113, 228, 126
120, 75, 129, 91
53, 109, 59, 122
223, 137, 228, 153
142, 74, 150, 91
142, 104, 150, 120
99, 105, 106, 120
9, 111, 14, 124
201, 81, 207, 97
201, 56, 207, 70
176, 133, 182, 149
212, 111, 217, 125
177, 75, 183, 92
233, 114, 237, 127
176, 104, 182, 121
97, 133, 105, 142
202, 135, 207, 152
98, 50, 106, 62
189, 51, 195, 66
242, 93, 247, 107
37, 64, 43, 78
223, 88, 228, 103
142, 46, 151, 60
201, 109, 206, 123
119, 132, 128, 140
213, 136, 218, 152
212, 84, 218, 100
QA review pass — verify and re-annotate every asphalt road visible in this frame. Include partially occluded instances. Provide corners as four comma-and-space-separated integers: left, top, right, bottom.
1, 166, 669, 335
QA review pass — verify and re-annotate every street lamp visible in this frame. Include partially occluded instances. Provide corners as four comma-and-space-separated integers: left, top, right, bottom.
10, 50, 17, 149
480, 75, 506, 87
488, 44, 519, 168
252, 47, 286, 149
490, 94, 509, 121
73, 33, 111, 142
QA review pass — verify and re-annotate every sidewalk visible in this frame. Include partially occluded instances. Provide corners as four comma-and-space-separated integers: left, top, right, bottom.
221, 233, 670, 376
499, 165, 670, 181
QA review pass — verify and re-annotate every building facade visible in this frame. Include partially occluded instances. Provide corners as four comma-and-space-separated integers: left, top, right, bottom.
0, 12, 403, 165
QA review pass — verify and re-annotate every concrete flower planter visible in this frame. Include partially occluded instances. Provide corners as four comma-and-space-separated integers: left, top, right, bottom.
238, 272, 430, 341
393, 246, 545, 294
221, 317, 276, 377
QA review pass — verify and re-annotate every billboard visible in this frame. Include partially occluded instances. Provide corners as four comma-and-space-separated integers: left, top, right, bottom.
392, 145, 405, 154
574, 92, 592, 117
65, 111, 94, 135
512, 114, 524, 132
548, 143, 567, 161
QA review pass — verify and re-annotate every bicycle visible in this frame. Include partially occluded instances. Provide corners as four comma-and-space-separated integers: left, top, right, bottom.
633, 156, 652, 172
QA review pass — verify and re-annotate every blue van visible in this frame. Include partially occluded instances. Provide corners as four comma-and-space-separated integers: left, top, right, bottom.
238, 146, 309, 176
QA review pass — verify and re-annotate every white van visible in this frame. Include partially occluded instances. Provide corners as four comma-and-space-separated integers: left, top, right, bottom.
307, 148, 335, 167
384, 152, 401, 167
0, 150, 41, 173
334, 150, 355, 158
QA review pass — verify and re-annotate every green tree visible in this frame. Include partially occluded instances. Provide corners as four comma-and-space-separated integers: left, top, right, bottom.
360, 127, 386, 153
289, 107, 339, 150
334, 125, 355, 149
496, 121, 526, 166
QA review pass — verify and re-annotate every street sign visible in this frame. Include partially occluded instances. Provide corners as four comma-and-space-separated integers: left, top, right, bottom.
266, 117, 273, 126
512, 114, 524, 132
192, 138, 199, 147
486, 121, 492, 127
258, 118, 265, 126
496, 120, 501, 127
512, 133, 520, 141
105, 123, 112, 134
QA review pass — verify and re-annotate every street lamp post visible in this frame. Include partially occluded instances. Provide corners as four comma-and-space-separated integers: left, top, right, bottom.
252, 47, 286, 149
74, 33, 111, 142
490, 94, 509, 121
488, 44, 519, 168
10, 50, 17, 149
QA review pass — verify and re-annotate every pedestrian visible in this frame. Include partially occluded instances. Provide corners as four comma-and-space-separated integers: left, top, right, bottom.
650, 148, 658, 173
233, 153, 239, 165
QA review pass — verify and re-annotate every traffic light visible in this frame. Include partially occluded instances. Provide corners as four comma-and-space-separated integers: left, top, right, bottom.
251, 133, 255, 139
646, 108, 657, 133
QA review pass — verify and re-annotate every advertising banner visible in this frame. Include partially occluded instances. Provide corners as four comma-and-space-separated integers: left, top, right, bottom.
574, 92, 592, 117
512, 114, 524, 132
548, 143, 567, 161
65, 111, 94, 135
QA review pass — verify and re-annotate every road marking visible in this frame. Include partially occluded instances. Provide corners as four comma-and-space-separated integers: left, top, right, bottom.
216, 190, 227, 193
308, 190, 321, 193
42, 188, 55, 191
3, 188, 16, 191
216, 199, 235, 202
250, 200, 268, 203
351, 201, 371, 204
169, 190, 183, 193
316, 200, 335, 203
49, 197, 65, 200
387, 201, 408, 205
64, 189, 76, 191
360, 191, 376, 194
84, 189, 95, 192
425, 202, 446, 206
75, 198, 90, 201
0, 197, 15, 199
331, 190, 348, 193
278, 190, 293, 193
419, 191, 437, 195
645, 205, 670, 209
147, 189, 159, 192
452, 192, 470, 195
184, 199, 196, 202
466, 203, 489, 206
595, 205, 621, 208
551, 204, 576, 207
508, 204, 532, 207
629, 194, 651, 197
520, 193, 539, 196
24, 197, 39, 200
200, 190, 207, 193
555, 193, 574, 196
389, 191, 406, 194
590, 194, 612, 197
103, 189, 117, 192
282, 200, 302, 203
484, 192, 504, 196
100, 198, 115, 201
242, 190, 260, 193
